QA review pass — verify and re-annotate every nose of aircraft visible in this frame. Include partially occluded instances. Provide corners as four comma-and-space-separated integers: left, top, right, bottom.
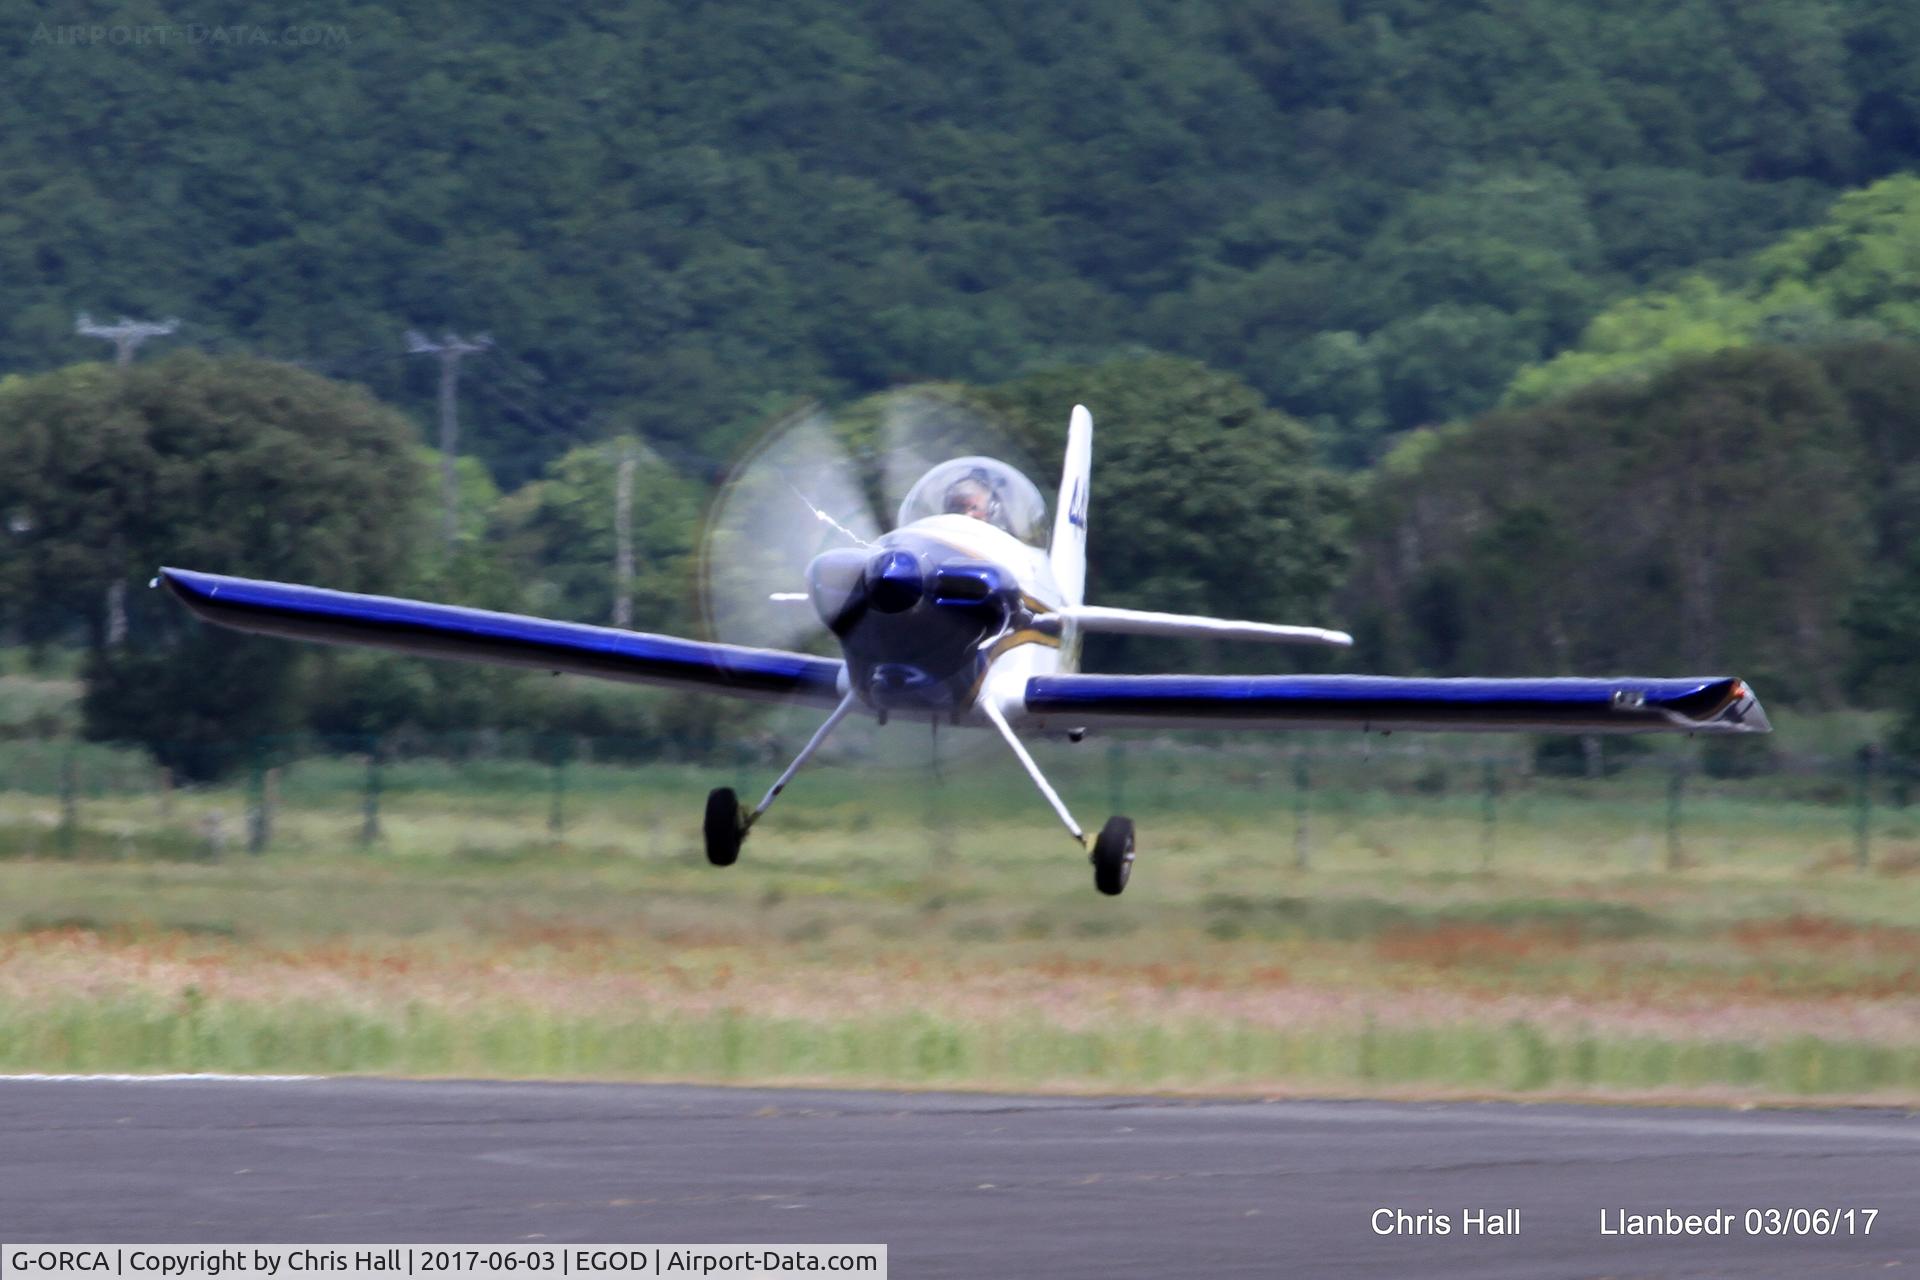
864, 548, 924, 614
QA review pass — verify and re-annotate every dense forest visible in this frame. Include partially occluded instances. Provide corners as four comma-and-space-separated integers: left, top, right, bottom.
10, 0, 1920, 764
8, 0, 1920, 480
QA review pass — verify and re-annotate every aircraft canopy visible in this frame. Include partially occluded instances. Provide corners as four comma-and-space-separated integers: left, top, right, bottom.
897, 456, 1048, 546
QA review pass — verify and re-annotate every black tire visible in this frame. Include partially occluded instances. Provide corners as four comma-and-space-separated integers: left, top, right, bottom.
704, 787, 744, 867
1091, 815, 1135, 896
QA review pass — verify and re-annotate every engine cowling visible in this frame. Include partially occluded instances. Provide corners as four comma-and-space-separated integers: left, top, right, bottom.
802, 539, 1021, 710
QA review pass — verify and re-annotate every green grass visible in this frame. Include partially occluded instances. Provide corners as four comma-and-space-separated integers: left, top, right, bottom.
4, 997, 1913, 1100
0, 674, 83, 737
1, 727, 1918, 1100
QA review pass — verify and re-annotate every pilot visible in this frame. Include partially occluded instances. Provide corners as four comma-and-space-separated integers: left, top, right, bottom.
943, 474, 1000, 526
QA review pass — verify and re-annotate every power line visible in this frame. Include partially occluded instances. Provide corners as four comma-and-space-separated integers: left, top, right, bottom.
463, 379, 593, 457
470, 356, 597, 438
468, 370, 718, 478
288, 345, 412, 378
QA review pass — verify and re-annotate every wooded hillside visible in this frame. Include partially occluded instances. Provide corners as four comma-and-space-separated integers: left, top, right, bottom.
9, 0, 1919, 479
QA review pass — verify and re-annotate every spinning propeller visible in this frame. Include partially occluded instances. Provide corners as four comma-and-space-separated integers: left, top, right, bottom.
697, 391, 1039, 660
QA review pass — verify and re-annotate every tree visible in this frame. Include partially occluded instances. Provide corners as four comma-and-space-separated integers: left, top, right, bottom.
1753, 174, 1920, 331
1813, 342, 1920, 559
1503, 276, 1765, 406
493, 437, 705, 631
1504, 174, 1920, 405
1261, 330, 1389, 467
1369, 304, 1548, 432
0, 353, 423, 776
0, 0, 1900, 485
1845, 552, 1920, 756
1352, 347, 1868, 702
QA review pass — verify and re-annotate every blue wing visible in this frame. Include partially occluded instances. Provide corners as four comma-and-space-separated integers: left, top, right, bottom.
1020, 674, 1769, 734
159, 568, 846, 708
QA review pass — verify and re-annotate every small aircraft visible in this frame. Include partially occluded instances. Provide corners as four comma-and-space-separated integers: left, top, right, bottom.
158, 405, 1770, 895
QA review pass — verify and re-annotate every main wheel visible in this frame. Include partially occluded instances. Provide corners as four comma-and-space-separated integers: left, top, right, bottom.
1091, 816, 1135, 896
704, 787, 744, 866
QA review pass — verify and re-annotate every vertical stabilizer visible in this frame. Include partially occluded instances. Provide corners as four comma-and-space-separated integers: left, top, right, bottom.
1050, 405, 1092, 608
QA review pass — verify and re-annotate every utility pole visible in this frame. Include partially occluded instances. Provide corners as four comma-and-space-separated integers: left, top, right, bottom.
614, 441, 636, 628
605, 436, 657, 628
75, 313, 179, 366
405, 330, 491, 546
75, 313, 179, 644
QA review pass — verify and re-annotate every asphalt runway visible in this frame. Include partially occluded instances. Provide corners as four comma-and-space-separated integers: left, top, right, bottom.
0, 1078, 1914, 1277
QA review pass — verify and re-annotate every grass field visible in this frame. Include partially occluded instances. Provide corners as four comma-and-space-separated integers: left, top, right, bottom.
2, 711, 1918, 1104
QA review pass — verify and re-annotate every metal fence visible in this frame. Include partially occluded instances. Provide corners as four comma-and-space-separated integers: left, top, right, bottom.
0, 727, 1910, 877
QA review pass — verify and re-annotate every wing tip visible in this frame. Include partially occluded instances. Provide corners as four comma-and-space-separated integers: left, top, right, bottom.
1721, 678, 1771, 734
154, 566, 209, 606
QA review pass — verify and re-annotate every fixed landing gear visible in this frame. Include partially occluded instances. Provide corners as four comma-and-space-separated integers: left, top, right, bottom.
1091, 816, 1135, 896
704, 787, 744, 866
703, 692, 859, 869
711, 692, 1140, 896
978, 697, 1139, 897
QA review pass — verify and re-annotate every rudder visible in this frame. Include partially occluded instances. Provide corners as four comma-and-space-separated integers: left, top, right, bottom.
1049, 405, 1092, 607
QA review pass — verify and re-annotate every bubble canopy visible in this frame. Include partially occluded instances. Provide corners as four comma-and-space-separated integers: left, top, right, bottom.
896, 456, 1049, 546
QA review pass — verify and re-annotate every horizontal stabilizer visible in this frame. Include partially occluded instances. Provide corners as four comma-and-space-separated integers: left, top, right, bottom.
1022, 674, 1769, 735
158, 568, 846, 708
1045, 605, 1352, 648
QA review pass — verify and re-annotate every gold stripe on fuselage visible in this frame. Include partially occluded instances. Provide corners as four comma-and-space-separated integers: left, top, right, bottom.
963, 628, 1062, 707
987, 627, 1062, 663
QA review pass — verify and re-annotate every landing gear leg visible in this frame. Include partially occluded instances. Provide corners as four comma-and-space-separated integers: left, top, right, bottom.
704, 692, 859, 867
979, 699, 1137, 896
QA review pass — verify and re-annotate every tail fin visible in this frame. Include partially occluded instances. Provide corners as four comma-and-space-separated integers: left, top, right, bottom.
1049, 405, 1092, 607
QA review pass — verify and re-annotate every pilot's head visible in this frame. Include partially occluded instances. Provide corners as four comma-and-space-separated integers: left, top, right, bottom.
944, 475, 998, 525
